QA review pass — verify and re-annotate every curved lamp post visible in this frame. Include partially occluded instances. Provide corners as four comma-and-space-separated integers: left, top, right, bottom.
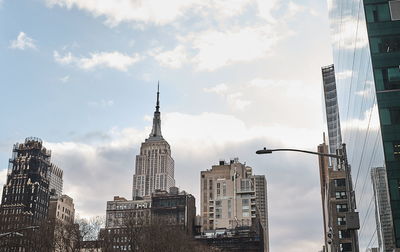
255, 147, 343, 160
256, 145, 360, 251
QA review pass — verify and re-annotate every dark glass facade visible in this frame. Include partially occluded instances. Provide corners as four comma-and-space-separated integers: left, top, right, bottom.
328, 0, 400, 249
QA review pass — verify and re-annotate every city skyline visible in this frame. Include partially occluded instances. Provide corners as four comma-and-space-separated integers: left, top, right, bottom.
1, 0, 333, 251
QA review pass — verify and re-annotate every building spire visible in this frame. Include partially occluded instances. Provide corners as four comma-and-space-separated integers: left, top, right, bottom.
148, 82, 163, 140
156, 81, 160, 112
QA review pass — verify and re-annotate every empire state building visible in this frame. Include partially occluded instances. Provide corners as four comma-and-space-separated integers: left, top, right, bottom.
132, 85, 175, 198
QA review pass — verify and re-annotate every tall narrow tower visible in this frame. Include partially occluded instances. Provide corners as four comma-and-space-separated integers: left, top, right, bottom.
132, 84, 175, 199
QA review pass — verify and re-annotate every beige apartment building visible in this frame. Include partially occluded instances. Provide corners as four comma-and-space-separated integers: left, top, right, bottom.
48, 194, 75, 224
200, 158, 269, 251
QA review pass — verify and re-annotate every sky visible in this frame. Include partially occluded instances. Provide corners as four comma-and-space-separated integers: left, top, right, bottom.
0, 0, 334, 251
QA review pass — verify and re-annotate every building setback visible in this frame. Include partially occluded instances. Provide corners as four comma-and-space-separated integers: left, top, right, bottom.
132, 85, 175, 199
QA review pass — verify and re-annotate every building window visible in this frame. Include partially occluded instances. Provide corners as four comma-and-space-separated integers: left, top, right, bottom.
394, 142, 400, 160
390, 108, 400, 124
334, 179, 346, 187
335, 191, 347, 199
371, 36, 400, 54
339, 230, 351, 239
336, 204, 348, 212
339, 242, 352, 252
365, 3, 391, 23
379, 67, 400, 90
337, 216, 346, 225
228, 200, 232, 218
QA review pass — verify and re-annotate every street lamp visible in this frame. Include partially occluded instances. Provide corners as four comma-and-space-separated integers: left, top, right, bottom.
256, 144, 360, 251
0, 226, 39, 239
255, 147, 343, 160
0, 232, 23, 239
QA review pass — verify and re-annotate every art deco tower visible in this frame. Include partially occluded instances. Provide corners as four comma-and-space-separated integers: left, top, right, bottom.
132, 84, 175, 199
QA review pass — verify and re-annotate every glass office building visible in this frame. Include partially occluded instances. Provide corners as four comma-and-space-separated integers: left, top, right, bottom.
327, 0, 400, 249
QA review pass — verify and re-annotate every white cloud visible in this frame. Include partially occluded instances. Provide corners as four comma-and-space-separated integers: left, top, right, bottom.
9, 32, 37, 50
332, 16, 369, 50
204, 83, 251, 111
284, 2, 306, 19
150, 45, 188, 69
60, 75, 70, 83
45, 0, 255, 27
203, 83, 228, 95
152, 24, 291, 71
342, 104, 380, 132
189, 24, 287, 71
255, 0, 279, 22
88, 99, 114, 108
54, 51, 142, 71
336, 70, 352, 80
38, 110, 324, 249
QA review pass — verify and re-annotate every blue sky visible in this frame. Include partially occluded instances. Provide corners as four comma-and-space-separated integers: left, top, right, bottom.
1, 0, 334, 251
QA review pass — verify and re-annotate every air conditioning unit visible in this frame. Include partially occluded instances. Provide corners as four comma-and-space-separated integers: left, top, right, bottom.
345, 212, 360, 230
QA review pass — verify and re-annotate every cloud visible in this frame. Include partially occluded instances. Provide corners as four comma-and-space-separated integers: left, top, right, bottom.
37, 111, 324, 250
331, 16, 369, 50
152, 23, 291, 71
9, 32, 37, 50
203, 83, 228, 95
150, 45, 188, 69
336, 70, 352, 80
45, 0, 256, 27
204, 83, 251, 110
88, 99, 114, 108
342, 104, 380, 132
60, 75, 70, 83
203, 79, 322, 130
54, 51, 142, 71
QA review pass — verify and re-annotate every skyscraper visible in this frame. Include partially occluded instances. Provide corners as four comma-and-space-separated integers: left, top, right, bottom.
327, 0, 400, 249
49, 164, 63, 198
0, 138, 52, 231
371, 167, 395, 252
132, 85, 175, 199
322, 64, 342, 157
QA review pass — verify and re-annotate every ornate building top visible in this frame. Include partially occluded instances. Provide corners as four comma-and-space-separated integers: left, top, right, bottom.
147, 82, 164, 142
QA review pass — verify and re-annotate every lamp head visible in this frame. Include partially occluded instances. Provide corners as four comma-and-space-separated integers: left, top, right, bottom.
256, 148, 273, 154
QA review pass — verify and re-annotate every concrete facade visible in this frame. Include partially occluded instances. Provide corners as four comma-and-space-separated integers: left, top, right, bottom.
48, 194, 75, 224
